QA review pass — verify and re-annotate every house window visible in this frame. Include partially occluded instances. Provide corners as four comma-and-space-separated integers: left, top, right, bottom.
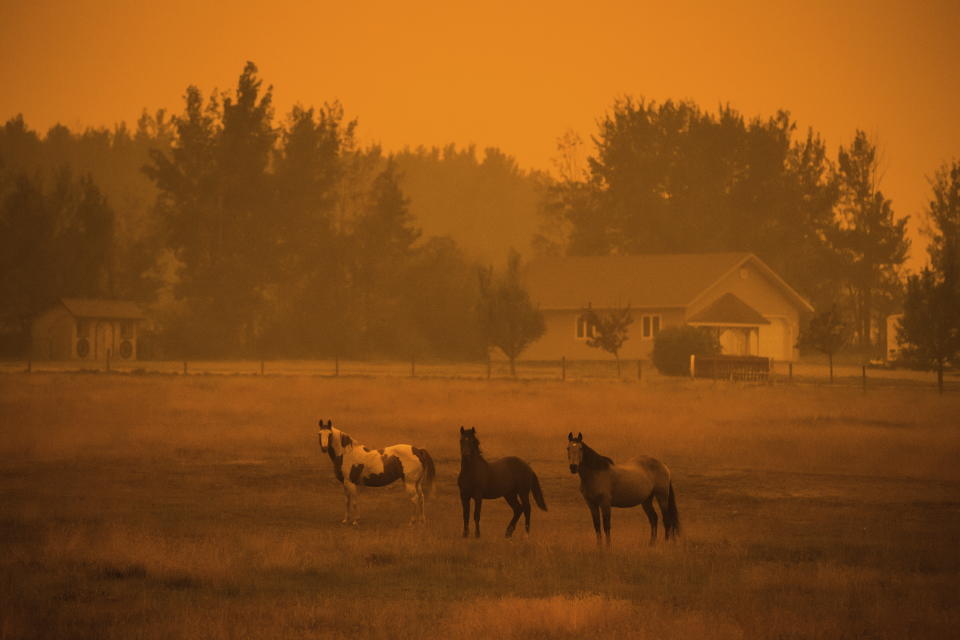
76, 319, 90, 338
641, 315, 661, 339
576, 315, 596, 340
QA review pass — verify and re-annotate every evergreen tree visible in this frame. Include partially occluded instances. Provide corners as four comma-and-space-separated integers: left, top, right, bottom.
833, 131, 909, 351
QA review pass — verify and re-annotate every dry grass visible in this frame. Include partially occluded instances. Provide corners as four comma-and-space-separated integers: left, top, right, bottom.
1, 373, 958, 639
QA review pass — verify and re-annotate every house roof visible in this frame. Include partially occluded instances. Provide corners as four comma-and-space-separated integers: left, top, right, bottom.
524, 252, 814, 313
687, 292, 770, 325
59, 298, 145, 320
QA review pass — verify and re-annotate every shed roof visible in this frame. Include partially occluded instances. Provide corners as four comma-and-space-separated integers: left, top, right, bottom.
59, 298, 145, 320
687, 292, 770, 325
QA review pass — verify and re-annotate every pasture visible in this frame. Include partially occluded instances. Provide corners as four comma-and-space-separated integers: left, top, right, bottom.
0, 372, 958, 639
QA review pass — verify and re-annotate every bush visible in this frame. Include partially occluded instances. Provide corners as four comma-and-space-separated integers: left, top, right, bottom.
652, 325, 721, 376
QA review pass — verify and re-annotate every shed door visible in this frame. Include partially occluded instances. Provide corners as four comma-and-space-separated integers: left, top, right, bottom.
758, 318, 788, 360
95, 321, 115, 360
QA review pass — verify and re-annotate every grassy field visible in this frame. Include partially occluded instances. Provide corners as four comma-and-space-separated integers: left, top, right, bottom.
1, 373, 958, 639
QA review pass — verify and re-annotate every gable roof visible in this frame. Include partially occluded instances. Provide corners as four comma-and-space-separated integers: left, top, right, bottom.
688, 292, 770, 325
59, 298, 145, 320
524, 253, 813, 312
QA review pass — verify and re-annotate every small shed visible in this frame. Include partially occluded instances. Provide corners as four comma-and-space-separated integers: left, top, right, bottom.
31, 298, 146, 361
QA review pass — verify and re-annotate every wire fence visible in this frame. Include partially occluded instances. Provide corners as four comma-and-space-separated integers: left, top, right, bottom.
1, 354, 957, 393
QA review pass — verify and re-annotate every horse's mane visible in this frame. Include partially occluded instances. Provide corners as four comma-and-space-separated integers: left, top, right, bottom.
332, 427, 355, 450
581, 442, 614, 470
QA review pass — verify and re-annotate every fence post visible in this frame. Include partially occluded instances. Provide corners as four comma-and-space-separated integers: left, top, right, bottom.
561, 356, 566, 382
183, 361, 188, 375
862, 365, 867, 392
260, 359, 265, 376
689, 354, 696, 379
486, 354, 491, 380
411, 355, 416, 378
637, 359, 642, 382
27, 359, 32, 373
335, 355, 340, 377
788, 361, 793, 382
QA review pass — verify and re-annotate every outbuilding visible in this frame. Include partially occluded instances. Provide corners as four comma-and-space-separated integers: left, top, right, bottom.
523, 253, 813, 362
31, 298, 145, 361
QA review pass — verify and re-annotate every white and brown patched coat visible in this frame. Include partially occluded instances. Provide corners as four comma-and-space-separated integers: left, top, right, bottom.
318, 420, 435, 525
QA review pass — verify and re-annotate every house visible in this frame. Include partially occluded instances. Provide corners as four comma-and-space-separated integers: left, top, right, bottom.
31, 298, 146, 361
523, 253, 814, 362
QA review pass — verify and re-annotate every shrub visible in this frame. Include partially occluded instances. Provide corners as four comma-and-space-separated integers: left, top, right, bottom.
652, 325, 721, 375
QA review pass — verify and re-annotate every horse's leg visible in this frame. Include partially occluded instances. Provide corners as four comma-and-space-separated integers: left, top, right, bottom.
520, 490, 532, 534
404, 479, 422, 525
473, 496, 483, 538
654, 487, 671, 541
601, 503, 612, 547
504, 493, 522, 538
588, 502, 602, 546
641, 497, 658, 546
460, 492, 471, 537
343, 481, 359, 526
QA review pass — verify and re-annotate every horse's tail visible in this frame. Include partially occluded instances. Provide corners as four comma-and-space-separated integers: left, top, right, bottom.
664, 481, 680, 539
414, 448, 435, 498
530, 471, 547, 511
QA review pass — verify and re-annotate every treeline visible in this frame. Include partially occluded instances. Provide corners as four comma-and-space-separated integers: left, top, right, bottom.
0, 63, 546, 359
539, 98, 910, 350
2, 64, 955, 361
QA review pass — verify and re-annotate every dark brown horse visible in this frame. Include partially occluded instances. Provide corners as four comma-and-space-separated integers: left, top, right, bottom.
567, 432, 679, 546
458, 426, 547, 538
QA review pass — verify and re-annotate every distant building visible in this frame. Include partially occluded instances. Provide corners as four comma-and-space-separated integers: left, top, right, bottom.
523, 253, 814, 362
886, 313, 905, 363
31, 298, 145, 361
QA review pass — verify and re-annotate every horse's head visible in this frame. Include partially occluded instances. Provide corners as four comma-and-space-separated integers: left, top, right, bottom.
318, 419, 334, 452
459, 425, 480, 458
567, 432, 584, 473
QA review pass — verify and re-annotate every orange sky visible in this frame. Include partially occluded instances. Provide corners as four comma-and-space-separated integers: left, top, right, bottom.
2, 0, 958, 268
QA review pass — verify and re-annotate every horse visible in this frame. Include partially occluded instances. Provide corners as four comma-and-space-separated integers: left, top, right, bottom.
566, 432, 679, 547
317, 419, 435, 525
458, 426, 547, 538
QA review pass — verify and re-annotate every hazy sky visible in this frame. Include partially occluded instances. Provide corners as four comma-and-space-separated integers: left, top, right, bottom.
2, 0, 958, 268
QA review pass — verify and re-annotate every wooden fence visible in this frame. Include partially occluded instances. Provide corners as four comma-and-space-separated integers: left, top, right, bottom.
691, 355, 771, 382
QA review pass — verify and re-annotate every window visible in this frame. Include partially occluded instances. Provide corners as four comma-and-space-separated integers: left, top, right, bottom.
576, 315, 596, 340
641, 314, 661, 339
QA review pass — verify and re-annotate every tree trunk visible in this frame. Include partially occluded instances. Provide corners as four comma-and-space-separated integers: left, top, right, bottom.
615, 354, 621, 378
938, 361, 944, 395
509, 356, 516, 378
828, 352, 834, 383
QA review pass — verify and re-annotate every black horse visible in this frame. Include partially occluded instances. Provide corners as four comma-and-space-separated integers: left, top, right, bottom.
458, 426, 547, 538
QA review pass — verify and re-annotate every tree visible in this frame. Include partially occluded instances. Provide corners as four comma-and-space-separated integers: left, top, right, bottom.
898, 161, 960, 393
798, 305, 848, 383
833, 131, 909, 351
924, 160, 960, 282
144, 61, 277, 355
539, 98, 842, 308
581, 303, 633, 376
477, 252, 546, 377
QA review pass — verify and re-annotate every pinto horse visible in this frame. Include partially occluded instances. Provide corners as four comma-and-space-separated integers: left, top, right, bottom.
317, 419, 435, 525
458, 426, 547, 538
566, 432, 679, 546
